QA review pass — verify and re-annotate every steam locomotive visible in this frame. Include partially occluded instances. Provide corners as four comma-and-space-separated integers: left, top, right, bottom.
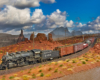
0, 37, 97, 70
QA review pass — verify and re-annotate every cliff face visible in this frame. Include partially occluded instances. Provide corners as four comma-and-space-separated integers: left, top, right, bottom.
17, 29, 25, 43
0, 34, 19, 47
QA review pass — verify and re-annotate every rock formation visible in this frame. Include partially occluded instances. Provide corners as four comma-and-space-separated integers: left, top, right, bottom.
17, 29, 25, 43
30, 33, 47, 42
48, 33, 53, 42
0, 33, 19, 47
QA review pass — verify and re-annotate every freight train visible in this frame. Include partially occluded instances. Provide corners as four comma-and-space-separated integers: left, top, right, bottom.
0, 37, 97, 70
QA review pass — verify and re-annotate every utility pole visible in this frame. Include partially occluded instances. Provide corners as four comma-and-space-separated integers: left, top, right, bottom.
83, 34, 84, 41
65, 29, 66, 44
33, 32, 34, 49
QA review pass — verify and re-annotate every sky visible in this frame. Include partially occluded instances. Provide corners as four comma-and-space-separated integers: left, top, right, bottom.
0, 0, 100, 35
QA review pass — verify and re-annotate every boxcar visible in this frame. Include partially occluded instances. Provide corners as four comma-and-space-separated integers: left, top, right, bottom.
54, 45, 74, 57
41, 50, 59, 60
83, 43, 88, 49
89, 38, 94, 43
74, 42, 84, 52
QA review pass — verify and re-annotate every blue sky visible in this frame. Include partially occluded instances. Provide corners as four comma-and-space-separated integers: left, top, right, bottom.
0, 0, 100, 35
31, 0, 100, 24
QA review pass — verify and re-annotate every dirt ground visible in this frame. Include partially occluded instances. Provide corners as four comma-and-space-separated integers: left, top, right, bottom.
53, 67, 100, 80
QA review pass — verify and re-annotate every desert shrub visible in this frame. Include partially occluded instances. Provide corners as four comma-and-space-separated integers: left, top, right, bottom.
59, 64, 63, 67
54, 68, 58, 73
32, 74, 36, 78
21, 70, 23, 73
59, 71, 62, 74
40, 73, 44, 77
48, 68, 52, 71
2, 76, 6, 80
82, 61, 86, 64
55, 62, 58, 65
9, 76, 14, 79
28, 71, 31, 74
33, 67, 36, 69
39, 70, 42, 72
72, 60, 76, 63
66, 59, 70, 62
39, 65, 42, 68
96, 60, 99, 62
46, 74, 51, 77
86, 59, 88, 61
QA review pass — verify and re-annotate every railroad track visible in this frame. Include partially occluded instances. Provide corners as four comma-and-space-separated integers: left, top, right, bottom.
0, 37, 97, 76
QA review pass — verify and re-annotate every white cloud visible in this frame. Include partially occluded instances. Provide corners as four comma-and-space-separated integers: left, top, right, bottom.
0, 5, 46, 31
31, 9, 46, 23
34, 9, 75, 31
41, 0, 56, 3
0, 0, 56, 8
76, 23, 86, 27
47, 9, 67, 26
65, 20, 74, 27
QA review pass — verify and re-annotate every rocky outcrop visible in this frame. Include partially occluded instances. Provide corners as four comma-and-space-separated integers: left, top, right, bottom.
30, 33, 47, 42
30, 33, 34, 41
48, 33, 53, 42
0, 34, 19, 47
17, 29, 25, 43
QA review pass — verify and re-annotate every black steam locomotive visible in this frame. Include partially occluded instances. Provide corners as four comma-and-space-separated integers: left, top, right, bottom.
0, 37, 97, 70
0, 49, 59, 70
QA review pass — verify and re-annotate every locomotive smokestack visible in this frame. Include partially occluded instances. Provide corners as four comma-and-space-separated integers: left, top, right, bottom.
6, 52, 8, 56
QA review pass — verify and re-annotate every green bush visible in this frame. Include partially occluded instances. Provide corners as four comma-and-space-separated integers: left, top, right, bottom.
54, 69, 58, 73
66, 59, 70, 62
72, 60, 76, 63
9, 76, 14, 79
82, 61, 86, 64
40, 73, 44, 77
39, 70, 42, 72
32, 74, 36, 78
48, 68, 52, 71
59, 64, 63, 67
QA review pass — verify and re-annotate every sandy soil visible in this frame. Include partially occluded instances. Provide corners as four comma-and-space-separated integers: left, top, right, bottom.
53, 67, 100, 80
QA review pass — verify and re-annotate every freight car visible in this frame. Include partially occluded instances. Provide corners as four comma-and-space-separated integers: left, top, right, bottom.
0, 37, 96, 70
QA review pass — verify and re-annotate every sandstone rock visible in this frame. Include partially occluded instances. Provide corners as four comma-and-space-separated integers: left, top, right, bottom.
17, 29, 25, 43
30, 33, 34, 41
25, 38, 28, 41
30, 33, 47, 42
48, 33, 53, 42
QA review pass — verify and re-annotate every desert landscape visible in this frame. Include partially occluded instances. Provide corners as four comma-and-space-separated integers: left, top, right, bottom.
0, 33, 98, 80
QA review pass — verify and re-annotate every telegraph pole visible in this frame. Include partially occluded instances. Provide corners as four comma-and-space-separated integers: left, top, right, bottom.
33, 32, 34, 49
83, 34, 84, 41
65, 29, 66, 44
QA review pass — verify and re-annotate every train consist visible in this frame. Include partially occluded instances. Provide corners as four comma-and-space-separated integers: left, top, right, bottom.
0, 37, 96, 70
